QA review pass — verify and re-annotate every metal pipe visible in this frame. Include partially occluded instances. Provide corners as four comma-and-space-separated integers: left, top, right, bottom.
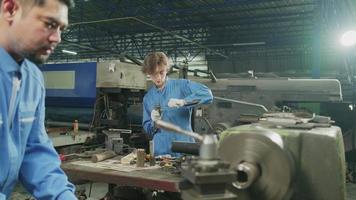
155, 119, 203, 141
155, 119, 219, 160
214, 96, 268, 112
171, 141, 200, 155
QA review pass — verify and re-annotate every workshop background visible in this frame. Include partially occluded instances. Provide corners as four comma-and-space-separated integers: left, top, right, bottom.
12, 0, 356, 200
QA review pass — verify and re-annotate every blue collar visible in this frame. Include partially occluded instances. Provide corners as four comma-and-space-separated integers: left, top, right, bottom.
154, 77, 171, 92
0, 48, 22, 73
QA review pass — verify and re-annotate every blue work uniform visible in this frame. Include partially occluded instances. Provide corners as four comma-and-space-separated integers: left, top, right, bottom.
0, 48, 76, 200
142, 78, 213, 157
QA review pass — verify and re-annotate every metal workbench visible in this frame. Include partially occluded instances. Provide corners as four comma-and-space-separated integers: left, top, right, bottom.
61, 161, 181, 192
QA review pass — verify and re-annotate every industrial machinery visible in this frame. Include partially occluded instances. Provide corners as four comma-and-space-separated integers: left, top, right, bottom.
95, 60, 146, 130
158, 111, 346, 200
155, 120, 237, 200
95, 61, 147, 153
41, 60, 147, 151
41, 62, 98, 148
193, 77, 343, 135
218, 112, 346, 200
201, 78, 343, 108
159, 71, 346, 199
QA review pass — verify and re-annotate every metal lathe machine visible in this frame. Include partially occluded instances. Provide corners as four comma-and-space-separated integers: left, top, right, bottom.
158, 111, 346, 200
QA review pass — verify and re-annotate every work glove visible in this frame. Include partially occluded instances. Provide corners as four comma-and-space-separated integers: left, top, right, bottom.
151, 109, 161, 122
168, 98, 186, 108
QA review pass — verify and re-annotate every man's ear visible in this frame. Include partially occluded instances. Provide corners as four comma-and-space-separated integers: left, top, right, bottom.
1, 0, 19, 21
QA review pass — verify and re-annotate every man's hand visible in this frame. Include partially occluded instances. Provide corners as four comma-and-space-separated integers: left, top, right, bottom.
151, 109, 161, 122
168, 98, 186, 108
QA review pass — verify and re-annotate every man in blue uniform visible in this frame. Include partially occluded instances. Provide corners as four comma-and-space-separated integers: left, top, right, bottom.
0, 0, 76, 199
142, 52, 213, 157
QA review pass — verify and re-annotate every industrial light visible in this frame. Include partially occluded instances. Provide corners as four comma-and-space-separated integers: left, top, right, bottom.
232, 42, 266, 46
340, 30, 356, 46
61, 49, 77, 55
349, 104, 354, 111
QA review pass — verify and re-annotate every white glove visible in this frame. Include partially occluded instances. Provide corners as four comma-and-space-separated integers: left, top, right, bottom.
151, 109, 161, 122
168, 98, 186, 108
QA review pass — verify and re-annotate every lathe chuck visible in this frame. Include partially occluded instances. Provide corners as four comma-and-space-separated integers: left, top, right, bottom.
218, 127, 295, 200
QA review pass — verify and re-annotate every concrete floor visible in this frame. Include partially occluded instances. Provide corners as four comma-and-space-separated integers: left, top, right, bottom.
84, 183, 356, 200
10, 182, 108, 200
10, 182, 356, 200
77, 182, 109, 199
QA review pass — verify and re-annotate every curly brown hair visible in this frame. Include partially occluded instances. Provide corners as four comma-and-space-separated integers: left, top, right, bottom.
142, 52, 171, 74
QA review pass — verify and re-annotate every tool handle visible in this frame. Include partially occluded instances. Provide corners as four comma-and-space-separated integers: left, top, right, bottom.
155, 119, 203, 141
91, 150, 116, 163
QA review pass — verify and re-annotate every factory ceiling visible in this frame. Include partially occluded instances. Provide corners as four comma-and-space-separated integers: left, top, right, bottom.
49, 0, 355, 64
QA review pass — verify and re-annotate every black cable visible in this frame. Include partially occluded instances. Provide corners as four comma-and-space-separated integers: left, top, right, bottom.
88, 182, 93, 197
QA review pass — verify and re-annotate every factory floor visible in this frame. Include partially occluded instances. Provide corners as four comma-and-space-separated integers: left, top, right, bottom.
9, 182, 356, 200
10, 182, 109, 200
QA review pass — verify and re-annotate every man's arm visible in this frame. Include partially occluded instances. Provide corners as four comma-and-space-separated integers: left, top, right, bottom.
182, 80, 213, 107
19, 91, 76, 200
142, 96, 157, 137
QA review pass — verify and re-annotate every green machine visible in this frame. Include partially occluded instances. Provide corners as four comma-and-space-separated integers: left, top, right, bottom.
218, 112, 346, 200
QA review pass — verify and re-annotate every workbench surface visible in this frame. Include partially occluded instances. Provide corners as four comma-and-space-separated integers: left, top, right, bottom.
61, 160, 181, 192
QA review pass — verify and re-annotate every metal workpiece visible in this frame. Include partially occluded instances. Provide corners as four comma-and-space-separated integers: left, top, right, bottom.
234, 161, 260, 189
171, 141, 200, 155
199, 135, 218, 160
91, 150, 116, 163
219, 130, 294, 200
155, 119, 218, 160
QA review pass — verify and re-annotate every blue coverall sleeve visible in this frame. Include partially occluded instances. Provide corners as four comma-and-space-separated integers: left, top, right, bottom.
19, 91, 76, 200
182, 80, 213, 107
142, 96, 156, 137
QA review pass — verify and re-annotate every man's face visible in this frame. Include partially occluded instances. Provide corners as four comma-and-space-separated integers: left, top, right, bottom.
10, 0, 69, 64
149, 64, 168, 89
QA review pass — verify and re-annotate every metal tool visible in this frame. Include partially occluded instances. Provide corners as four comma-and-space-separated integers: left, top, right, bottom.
155, 119, 237, 200
155, 99, 200, 113
155, 120, 203, 141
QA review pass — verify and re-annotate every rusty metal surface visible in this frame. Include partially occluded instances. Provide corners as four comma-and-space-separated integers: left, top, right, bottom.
61, 161, 181, 192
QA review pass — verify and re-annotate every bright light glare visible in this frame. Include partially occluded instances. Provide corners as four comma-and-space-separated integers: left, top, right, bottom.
340, 30, 356, 46
62, 49, 77, 55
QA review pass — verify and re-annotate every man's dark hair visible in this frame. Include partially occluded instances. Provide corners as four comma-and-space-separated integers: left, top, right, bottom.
31, 0, 75, 8
0, 0, 75, 9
